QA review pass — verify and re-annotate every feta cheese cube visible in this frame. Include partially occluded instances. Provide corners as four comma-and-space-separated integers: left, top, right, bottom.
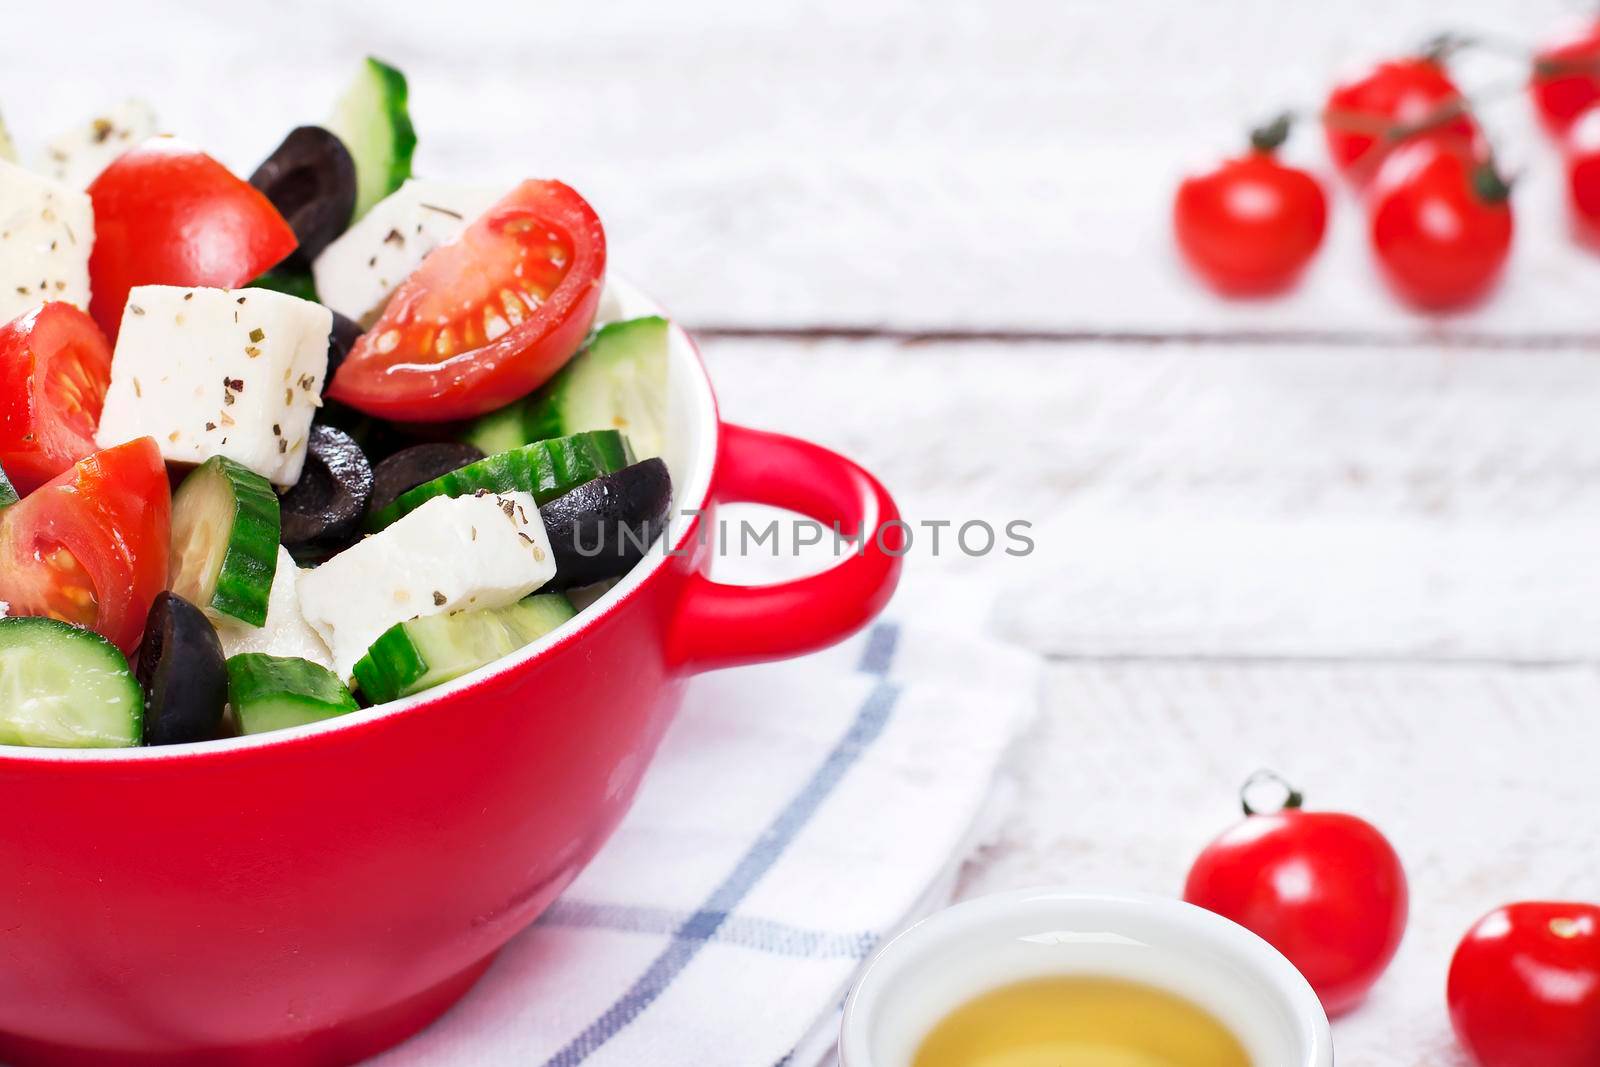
95, 285, 331, 485
313, 179, 500, 326
0, 110, 16, 163
298, 491, 556, 681
41, 100, 158, 188
0, 159, 94, 323
214, 546, 334, 670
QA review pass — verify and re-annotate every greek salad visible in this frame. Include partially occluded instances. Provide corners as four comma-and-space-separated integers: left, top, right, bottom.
0, 59, 674, 748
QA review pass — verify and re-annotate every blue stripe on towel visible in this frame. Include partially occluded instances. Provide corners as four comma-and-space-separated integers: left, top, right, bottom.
540, 901, 879, 961
856, 623, 898, 675
542, 622, 901, 1067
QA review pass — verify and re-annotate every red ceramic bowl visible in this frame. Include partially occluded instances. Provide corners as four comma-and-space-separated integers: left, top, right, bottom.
0, 280, 902, 1066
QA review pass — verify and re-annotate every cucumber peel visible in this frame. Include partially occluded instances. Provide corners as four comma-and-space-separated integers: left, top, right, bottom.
328, 57, 417, 222
0, 617, 142, 748
0, 463, 17, 509
365, 430, 633, 531
352, 593, 575, 704
171, 457, 281, 627
227, 653, 358, 734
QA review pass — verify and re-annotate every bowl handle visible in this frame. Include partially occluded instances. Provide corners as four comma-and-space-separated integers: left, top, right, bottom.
668, 422, 904, 673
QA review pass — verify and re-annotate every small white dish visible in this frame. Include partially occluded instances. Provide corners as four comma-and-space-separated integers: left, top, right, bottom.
840, 888, 1334, 1067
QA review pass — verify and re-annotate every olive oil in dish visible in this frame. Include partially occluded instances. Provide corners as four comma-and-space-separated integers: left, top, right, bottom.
911, 975, 1252, 1067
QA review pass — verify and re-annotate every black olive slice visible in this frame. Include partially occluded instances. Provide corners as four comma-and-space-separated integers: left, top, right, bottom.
249, 126, 358, 269
137, 592, 228, 746
538, 459, 673, 590
369, 443, 486, 516
325, 308, 363, 383
281, 424, 372, 563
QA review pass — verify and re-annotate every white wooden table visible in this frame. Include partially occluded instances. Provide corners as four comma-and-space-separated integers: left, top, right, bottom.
9, 2, 1600, 1062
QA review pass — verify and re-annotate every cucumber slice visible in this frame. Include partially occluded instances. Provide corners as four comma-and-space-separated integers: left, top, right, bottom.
364, 430, 632, 531
0, 463, 18, 509
0, 617, 142, 747
461, 402, 527, 457
170, 457, 281, 627
463, 317, 670, 460
226, 653, 358, 734
352, 593, 575, 704
327, 57, 417, 222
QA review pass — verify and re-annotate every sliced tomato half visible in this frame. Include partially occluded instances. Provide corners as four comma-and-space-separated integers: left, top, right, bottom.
88, 138, 298, 342
0, 438, 171, 655
327, 179, 605, 422
0, 303, 113, 495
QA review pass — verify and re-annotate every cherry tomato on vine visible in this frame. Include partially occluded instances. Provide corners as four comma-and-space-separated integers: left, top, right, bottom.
1183, 772, 1407, 1017
1564, 105, 1600, 244
1324, 57, 1478, 183
1172, 120, 1328, 296
1368, 137, 1513, 310
1448, 902, 1600, 1067
1532, 22, 1600, 136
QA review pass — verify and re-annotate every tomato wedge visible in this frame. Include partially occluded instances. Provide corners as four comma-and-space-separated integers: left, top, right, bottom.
328, 179, 605, 422
87, 138, 297, 342
0, 438, 171, 655
0, 303, 112, 495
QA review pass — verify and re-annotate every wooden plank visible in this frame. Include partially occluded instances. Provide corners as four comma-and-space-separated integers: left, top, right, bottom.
5, 0, 1597, 334
699, 334, 1600, 661
959, 660, 1600, 1067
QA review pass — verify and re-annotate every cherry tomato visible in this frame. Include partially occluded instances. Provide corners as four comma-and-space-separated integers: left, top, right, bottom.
1533, 22, 1600, 136
1368, 137, 1513, 310
328, 179, 605, 422
1173, 141, 1327, 296
87, 138, 297, 342
0, 303, 112, 495
1183, 772, 1407, 1017
1324, 57, 1478, 183
1565, 105, 1600, 244
1448, 902, 1600, 1067
0, 438, 170, 655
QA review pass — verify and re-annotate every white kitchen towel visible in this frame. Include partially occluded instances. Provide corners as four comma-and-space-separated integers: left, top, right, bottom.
371, 617, 1040, 1067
